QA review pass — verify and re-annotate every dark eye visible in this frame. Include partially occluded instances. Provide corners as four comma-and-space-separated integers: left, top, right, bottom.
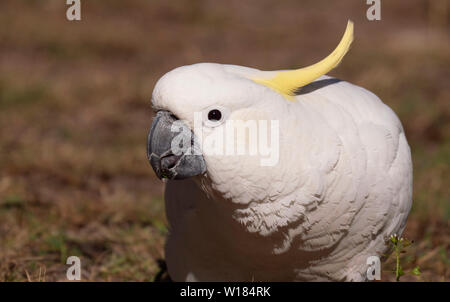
207, 109, 222, 121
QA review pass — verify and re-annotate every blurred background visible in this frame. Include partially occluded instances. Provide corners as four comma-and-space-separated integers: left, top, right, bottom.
0, 0, 448, 281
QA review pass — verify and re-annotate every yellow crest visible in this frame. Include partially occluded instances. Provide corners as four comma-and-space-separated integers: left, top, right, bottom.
252, 21, 354, 100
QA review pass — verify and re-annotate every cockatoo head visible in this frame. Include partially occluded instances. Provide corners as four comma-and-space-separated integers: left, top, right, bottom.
148, 62, 285, 177
147, 21, 353, 202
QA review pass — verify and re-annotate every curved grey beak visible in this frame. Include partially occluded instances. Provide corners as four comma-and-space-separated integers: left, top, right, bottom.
147, 110, 206, 180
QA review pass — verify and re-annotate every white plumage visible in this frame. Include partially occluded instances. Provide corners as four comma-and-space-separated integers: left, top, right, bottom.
151, 65, 412, 281
147, 23, 413, 281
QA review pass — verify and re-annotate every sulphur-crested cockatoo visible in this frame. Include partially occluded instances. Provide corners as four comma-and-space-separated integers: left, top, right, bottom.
147, 21, 412, 281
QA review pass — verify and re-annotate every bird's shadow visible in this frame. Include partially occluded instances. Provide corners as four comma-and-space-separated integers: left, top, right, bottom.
153, 259, 173, 282
294, 78, 342, 95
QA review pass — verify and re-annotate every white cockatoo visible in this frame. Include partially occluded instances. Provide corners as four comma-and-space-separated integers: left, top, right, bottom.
147, 21, 413, 281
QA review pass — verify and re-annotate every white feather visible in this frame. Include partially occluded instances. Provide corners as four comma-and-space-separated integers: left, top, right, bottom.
153, 63, 413, 281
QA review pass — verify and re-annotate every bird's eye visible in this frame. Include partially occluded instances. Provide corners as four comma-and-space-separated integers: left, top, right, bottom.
208, 109, 222, 122
203, 106, 229, 128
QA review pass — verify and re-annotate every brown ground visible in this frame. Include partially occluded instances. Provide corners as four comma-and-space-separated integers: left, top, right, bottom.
0, 0, 448, 281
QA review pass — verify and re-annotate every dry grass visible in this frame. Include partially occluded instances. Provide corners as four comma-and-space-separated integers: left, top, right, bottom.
0, 0, 448, 281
